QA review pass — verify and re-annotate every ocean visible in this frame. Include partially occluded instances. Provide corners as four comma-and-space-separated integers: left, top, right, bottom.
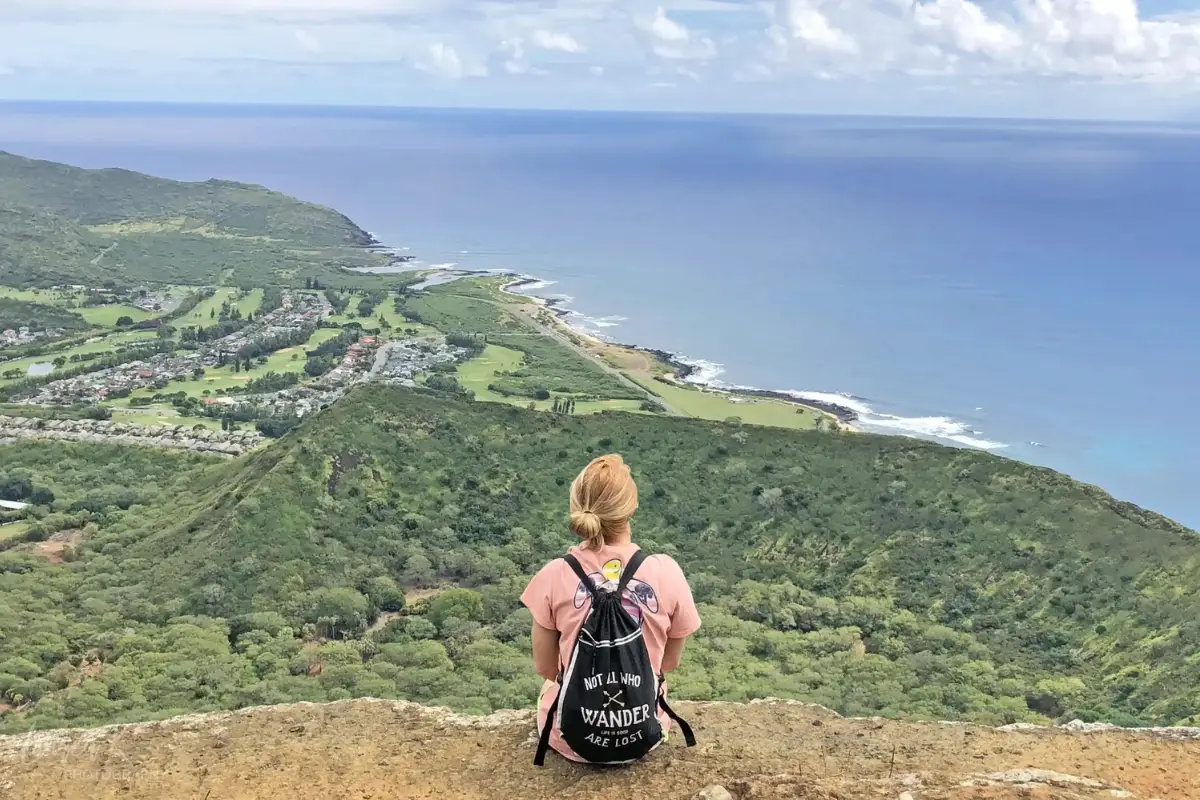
2, 102, 1197, 528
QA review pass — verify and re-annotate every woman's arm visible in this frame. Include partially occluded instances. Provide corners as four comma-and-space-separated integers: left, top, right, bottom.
662, 555, 701, 674
661, 636, 688, 673
531, 622, 561, 681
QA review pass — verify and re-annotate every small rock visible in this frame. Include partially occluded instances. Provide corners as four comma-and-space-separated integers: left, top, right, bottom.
899, 792, 915, 800
693, 787, 733, 800
1063, 719, 1120, 733
289, 725, 306, 734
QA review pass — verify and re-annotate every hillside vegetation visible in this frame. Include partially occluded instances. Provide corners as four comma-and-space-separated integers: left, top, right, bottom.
0, 151, 388, 288
0, 297, 89, 333
0, 386, 1196, 734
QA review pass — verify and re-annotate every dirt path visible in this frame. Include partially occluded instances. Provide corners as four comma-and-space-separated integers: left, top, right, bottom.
364, 610, 404, 636
364, 588, 448, 635
2, 699, 1197, 800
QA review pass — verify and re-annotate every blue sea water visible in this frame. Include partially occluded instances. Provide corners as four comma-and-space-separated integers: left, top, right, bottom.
2, 103, 1197, 528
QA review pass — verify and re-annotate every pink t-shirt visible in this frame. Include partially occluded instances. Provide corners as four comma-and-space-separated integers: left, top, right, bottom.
520, 542, 702, 762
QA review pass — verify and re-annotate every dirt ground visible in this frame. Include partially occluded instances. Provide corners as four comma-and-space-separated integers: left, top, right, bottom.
1, 699, 1197, 800
24, 528, 84, 563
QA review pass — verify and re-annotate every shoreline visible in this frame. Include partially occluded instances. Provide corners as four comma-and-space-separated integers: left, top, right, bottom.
363, 259, 1001, 445
390, 264, 864, 429
494, 275, 860, 428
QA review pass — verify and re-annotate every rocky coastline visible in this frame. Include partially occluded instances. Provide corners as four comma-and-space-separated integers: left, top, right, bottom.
728, 388, 860, 423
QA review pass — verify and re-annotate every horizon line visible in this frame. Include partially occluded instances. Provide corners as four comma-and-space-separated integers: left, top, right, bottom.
1, 97, 1197, 128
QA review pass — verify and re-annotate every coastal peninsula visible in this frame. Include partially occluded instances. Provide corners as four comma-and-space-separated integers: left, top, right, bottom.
419, 271, 850, 432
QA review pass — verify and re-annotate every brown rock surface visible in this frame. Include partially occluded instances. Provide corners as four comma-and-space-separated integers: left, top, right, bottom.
1, 699, 1197, 800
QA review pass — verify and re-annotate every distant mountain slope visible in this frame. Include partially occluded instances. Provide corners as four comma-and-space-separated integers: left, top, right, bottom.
0, 386, 1196, 734
0, 297, 88, 332
0, 152, 387, 287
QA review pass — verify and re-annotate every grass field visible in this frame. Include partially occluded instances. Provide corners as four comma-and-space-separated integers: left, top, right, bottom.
115, 330, 318, 404
77, 304, 157, 327
307, 328, 344, 347
457, 344, 524, 402
458, 345, 641, 415
258, 346, 310, 373
2, 284, 186, 331
0, 521, 31, 542
0, 287, 76, 305
325, 292, 442, 340
634, 377, 820, 430
377, 298, 440, 339
0, 330, 160, 386
412, 292, 642, 401
180, 288, 239, 326
234, 289, 264, 317
110, 407, 223, 431
122, 364, 256, 400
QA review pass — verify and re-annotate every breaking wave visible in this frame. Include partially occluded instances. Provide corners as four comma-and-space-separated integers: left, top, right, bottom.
677, 360, 1008, 451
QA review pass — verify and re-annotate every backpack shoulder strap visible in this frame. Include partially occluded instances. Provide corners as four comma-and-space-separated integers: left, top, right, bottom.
534, 690, 561, 767
535, 552, 595, 767
616, 549, 649, 597
562, 554, 597, 602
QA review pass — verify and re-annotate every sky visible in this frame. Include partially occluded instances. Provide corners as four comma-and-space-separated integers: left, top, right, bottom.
4, 1, 1200, 118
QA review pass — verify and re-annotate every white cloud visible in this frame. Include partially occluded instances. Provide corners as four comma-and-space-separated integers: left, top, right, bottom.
755, 0, 1200, 83
0, 0, 445, 16
777, 0, 859, 55
531, 29, 585, 53
500, 38, 527, 74
641, 7, 690, 42
416, 41, 483, 79
914, 0, 1022, 60
635, 5, 717, 60
293, 28, 322, 54
653, 35, 717, 60
5, 0, 1200, 112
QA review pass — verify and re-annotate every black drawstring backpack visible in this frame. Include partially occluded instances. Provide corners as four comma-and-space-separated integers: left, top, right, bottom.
534, 550, 696, 766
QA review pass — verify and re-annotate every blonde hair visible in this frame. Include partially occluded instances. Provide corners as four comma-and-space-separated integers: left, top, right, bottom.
569, 454, 639, 550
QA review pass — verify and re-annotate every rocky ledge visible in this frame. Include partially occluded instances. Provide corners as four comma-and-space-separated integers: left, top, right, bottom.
1, 698, 1198, 800
0, 414, 261, 455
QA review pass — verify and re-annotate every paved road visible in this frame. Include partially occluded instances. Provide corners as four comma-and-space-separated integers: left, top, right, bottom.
365, 341, 396, 382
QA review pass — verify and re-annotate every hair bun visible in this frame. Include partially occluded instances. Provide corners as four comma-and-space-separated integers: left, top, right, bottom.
569, 508, 604, 546
568, 454, 639, 550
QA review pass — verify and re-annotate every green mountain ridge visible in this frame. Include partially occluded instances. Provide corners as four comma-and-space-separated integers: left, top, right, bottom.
0, 151, 386, 288
1, 385, 1196, 733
